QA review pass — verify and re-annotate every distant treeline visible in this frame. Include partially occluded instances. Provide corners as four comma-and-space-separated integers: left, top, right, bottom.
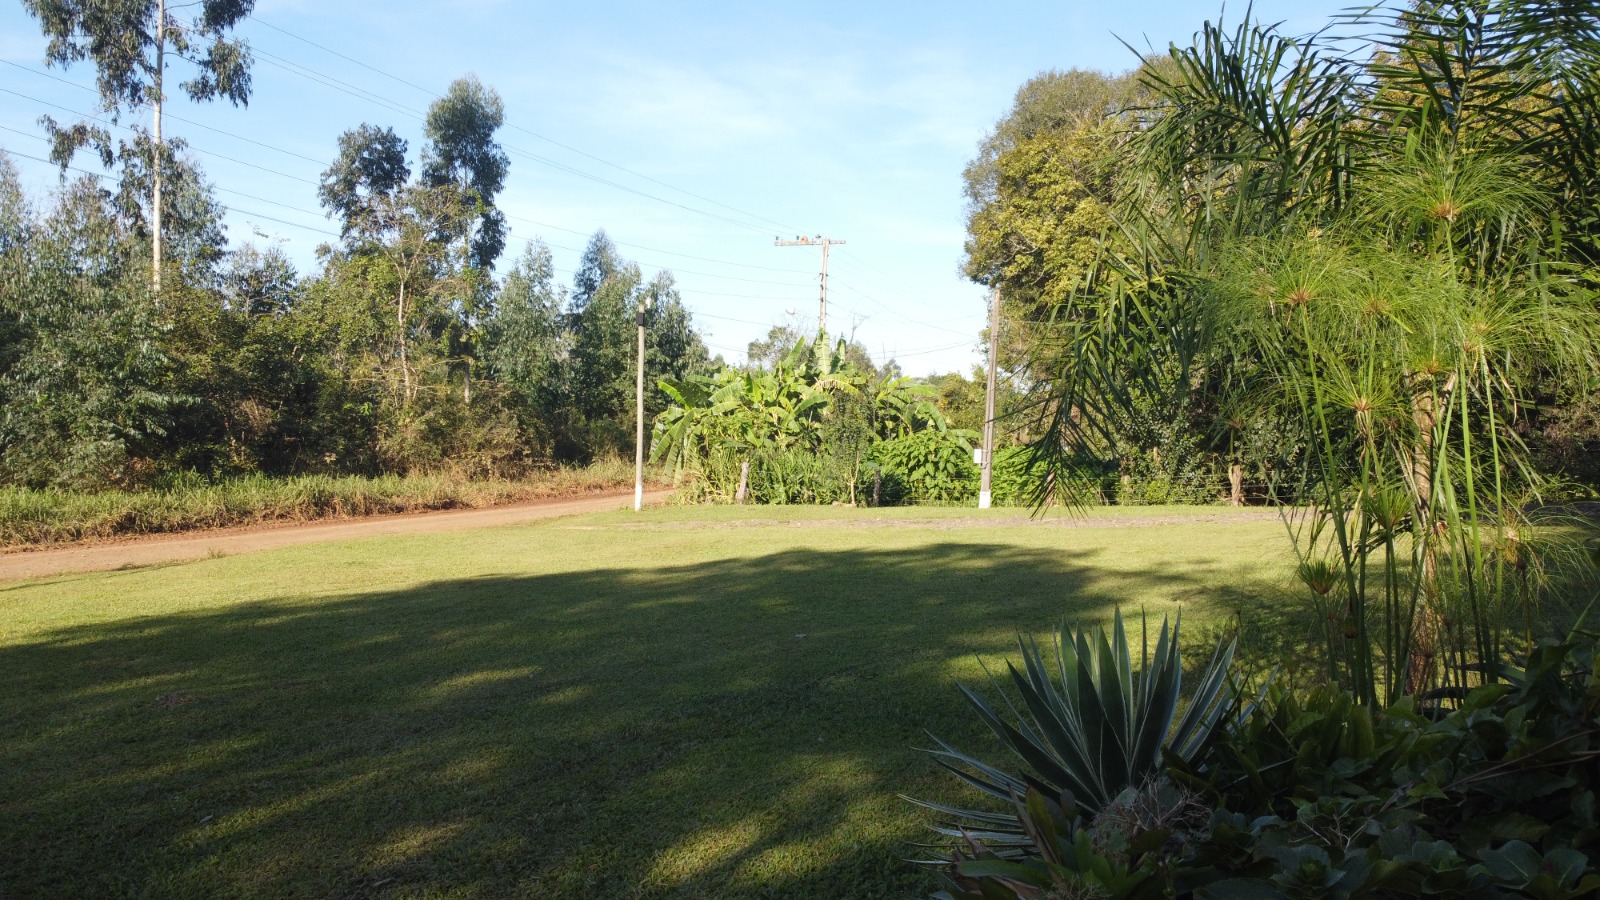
0, 79, 712, 489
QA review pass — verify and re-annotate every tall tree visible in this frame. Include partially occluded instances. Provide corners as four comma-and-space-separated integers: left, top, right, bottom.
22, 0, 255, 296
421, 75, 510, 272
318, 125, 410, 244
487, 241, 566, 450
638, 271, 709, 420
0, 171, 179, 487
570, 230, 620, 312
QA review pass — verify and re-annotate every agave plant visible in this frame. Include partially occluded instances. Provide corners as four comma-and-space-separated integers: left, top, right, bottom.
910, 610, 1240, 865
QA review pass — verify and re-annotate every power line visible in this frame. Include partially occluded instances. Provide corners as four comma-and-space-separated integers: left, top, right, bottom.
1, 142, 792, 327
0, 59, 330, 168
500, 211, 811, 275
234, 28, 783, 236
0, 119, 799, 297
3, 52, 938, 345
0, 144, 343, 239
246, 12, 806, 236
0, 145, 906, 366
0, 86, 321, 186
828, 276, 979, 337
250, 50, 428, 121
4, 113, 808, 298
9, 46, 935, 336
2, 63, 821, 281
890, 339, 978, 359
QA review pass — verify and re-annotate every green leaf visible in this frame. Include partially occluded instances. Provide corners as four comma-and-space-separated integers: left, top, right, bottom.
1479, 840, 1542, 885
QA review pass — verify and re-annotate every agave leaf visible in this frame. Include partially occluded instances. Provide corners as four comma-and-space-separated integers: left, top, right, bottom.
928, 755, 1032, 805
902, 795, 1030, 829
957, 684, 1082, 797
1006, 663, 1102, 804
1171, 637, 1239, 756
1133, 621, 1183, 773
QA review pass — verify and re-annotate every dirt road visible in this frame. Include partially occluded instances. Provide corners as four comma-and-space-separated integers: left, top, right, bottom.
0, 489, 673, 581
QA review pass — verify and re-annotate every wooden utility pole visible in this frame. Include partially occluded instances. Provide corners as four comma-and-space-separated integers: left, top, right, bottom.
979, 284, 1001, 510
774, 235, 845, 334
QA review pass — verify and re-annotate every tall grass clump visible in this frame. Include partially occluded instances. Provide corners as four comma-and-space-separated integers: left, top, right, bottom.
0, 457, 637, 546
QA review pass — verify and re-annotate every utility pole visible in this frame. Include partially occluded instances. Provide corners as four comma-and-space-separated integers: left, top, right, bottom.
634, 295, 651, 512
979, 284, 1001, 510
774, 235, 845, 334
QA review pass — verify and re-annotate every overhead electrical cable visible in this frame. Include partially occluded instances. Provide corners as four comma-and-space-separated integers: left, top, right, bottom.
0, 86, 321, 186
235, 32, 783, 235
0, 59, 331, 167
0, 144, 343, 238
8, 36, 958, 359
2, 62, 819, 281
246, 12, 806, 236
1, 93, 809, 289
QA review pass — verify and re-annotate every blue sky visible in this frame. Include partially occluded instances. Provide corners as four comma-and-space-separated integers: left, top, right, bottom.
1, 0, 1351, 375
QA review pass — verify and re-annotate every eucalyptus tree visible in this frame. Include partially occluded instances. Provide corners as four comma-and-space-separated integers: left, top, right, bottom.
422, 76, 510, 273
1035, 2, 1600, 703
319, 125, 410, 243
487, 241, 567, 451
0, 169, 178, 487
22, 0, 255, 296
570, 230, 620, 313
419, 76, 511, 401
317, 123, 479, 407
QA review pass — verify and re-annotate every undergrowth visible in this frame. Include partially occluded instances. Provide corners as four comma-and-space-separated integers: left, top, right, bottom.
0, 458, 641, 546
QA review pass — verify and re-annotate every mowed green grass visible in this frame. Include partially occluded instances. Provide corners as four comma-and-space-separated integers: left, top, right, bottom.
0, 505, 1295, 899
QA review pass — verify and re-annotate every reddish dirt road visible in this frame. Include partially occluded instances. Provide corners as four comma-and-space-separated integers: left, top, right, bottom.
0, 489, 673, 581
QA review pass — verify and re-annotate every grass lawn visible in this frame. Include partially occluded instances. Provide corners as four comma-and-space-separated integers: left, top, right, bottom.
0, 504, 1298, 899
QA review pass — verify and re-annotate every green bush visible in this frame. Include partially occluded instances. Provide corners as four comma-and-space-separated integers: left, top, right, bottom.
919, 630, 1600, 899
991, 447, 1112, 506
748, 448, 855, 505
873, 430, 978, 504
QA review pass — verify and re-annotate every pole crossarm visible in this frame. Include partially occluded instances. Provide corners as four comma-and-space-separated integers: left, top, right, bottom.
774, 235, 846, 334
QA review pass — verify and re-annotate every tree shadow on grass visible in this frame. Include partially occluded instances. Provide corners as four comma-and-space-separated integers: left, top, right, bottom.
0, 542, 1258, 899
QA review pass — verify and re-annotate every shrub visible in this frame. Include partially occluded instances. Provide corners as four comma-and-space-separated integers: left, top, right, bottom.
917, 628, 1600, 899
874, 430, 978, 504
911, 612, 1241, 896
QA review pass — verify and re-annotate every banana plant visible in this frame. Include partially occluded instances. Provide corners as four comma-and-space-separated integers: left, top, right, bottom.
650, 331, 956, 483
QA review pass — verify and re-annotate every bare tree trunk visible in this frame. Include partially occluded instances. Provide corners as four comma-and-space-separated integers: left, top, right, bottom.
397, 280, 411, 403
151, 0, 165, 298
1229, 462, 1244, 506
735, 461, 750, 504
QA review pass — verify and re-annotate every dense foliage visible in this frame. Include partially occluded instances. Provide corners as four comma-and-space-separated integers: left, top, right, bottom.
652, 334, 979, 504
924, 617, 1600, 899
966, 5, 1600, 507
0, 80, 710, 488
966, 0, 1600, 700
922, 1, 1600, 894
